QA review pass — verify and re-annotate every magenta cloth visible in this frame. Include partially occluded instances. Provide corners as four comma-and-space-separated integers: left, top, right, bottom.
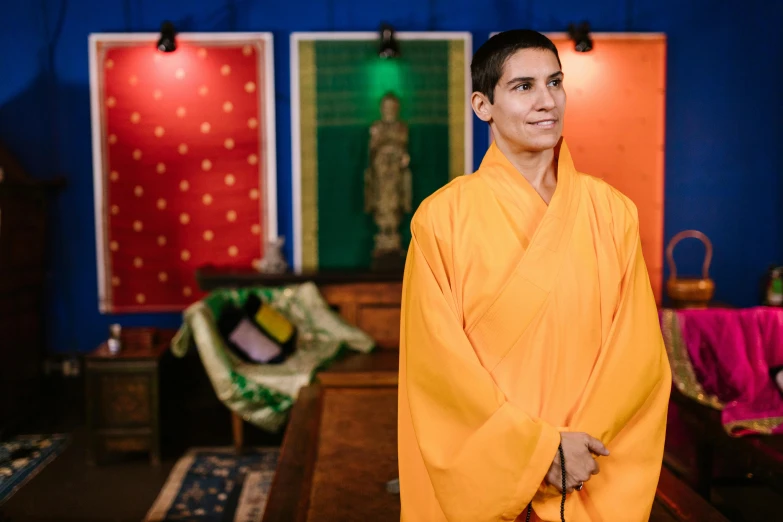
674, 307, 783, 435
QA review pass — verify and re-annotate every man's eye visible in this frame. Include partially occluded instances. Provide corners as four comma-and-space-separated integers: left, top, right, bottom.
549, 79, 562, 87
516, 83, 531, 91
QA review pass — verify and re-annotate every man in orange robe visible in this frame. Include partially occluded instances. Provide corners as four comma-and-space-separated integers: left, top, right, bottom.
398, 30, 671, 521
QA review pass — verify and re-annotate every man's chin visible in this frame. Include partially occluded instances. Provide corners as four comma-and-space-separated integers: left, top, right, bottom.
522, 134, 562, 152
492, 128, 563, 153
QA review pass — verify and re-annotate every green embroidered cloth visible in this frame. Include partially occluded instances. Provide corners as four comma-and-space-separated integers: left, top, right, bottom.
172, 282, 375, 432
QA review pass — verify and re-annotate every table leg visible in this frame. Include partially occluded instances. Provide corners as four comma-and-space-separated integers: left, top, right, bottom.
695, 438, 714, 500
151, 367, 161, 466
232, 412, 244, 454
85, 372, 97, 466
150, 449, 161, 467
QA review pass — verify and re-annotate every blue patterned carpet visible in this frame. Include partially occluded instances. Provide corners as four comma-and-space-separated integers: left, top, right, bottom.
0, 434, 70, 505
144, 447, 279, 522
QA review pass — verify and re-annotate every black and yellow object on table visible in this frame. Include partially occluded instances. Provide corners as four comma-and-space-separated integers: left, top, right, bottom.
244, 293, 297, 354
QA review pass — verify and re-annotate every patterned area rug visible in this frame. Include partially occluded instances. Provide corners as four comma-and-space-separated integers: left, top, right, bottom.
0, 434, 70, 505
144, 447, 279, 522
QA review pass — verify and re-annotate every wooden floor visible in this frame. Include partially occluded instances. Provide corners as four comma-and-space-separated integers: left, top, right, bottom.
0, 351, 283, 522
1, 427, 177, 522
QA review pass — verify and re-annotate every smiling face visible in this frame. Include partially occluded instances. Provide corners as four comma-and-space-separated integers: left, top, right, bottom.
472, 48, 566, 153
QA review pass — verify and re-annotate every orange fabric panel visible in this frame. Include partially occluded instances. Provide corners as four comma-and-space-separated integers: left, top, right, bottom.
547, 34, 666, 304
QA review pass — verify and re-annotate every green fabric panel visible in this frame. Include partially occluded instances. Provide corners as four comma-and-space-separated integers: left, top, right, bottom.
313, 40, 452, 269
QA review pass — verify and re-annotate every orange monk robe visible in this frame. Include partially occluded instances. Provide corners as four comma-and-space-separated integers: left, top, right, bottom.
398, 139, 672, 522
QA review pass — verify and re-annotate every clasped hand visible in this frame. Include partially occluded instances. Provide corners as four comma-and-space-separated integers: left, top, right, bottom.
545, 432, 609, 493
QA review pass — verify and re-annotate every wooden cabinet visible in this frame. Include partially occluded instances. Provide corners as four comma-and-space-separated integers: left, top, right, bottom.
319, 282, 401, 349
0, 144, 62, 432
84, 330, 175, 466
196, 268, 403, 349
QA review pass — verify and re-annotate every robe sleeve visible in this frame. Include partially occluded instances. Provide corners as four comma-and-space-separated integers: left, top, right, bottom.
401, 223, 563, 522
567, 219, 671, 446
532, 221, 671, 520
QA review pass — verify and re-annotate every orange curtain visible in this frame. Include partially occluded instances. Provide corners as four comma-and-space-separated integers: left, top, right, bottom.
547, 34, 666, 303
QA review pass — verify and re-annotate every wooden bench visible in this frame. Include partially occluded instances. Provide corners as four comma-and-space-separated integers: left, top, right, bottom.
229, 351, 400, 453
654, 467, 730, 522
197, 268, 404, 454
262, 353, 728, 522
668, 387, 783, 499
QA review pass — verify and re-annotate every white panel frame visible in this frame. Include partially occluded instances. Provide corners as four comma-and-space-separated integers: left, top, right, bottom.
89, 32, 277, 312
290, 31, 473, 272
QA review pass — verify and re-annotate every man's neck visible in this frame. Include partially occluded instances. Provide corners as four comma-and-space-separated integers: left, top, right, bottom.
493, 135, 558, 195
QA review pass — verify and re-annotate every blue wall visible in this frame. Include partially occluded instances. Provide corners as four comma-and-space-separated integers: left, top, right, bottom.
1, 0, 781, 353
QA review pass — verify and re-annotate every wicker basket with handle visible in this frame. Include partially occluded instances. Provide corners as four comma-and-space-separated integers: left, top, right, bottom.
665, 230, 715, 308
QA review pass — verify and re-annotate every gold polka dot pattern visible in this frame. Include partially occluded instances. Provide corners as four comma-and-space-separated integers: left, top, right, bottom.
100, 41, 269, 310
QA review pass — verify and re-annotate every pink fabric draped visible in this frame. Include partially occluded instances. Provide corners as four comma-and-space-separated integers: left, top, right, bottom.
673, 307, 783, 435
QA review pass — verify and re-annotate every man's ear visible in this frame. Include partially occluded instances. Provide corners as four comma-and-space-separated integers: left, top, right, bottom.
471, 91, 492, 123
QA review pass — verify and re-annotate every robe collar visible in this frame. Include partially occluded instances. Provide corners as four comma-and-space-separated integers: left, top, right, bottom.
478, 137, 576, 220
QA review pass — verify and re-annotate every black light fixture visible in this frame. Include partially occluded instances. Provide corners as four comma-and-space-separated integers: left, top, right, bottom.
157, 21, 177, 53
378, 23, 400, 59
568, 22, 593, 53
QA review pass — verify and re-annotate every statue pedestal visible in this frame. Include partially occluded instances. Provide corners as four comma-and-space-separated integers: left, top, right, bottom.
371, 250, 406, 273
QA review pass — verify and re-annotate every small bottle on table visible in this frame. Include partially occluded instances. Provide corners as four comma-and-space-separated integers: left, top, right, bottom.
107, 324, 122, 355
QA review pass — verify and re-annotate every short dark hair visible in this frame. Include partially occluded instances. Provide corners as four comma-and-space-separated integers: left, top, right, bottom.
471, 30, 561, 104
